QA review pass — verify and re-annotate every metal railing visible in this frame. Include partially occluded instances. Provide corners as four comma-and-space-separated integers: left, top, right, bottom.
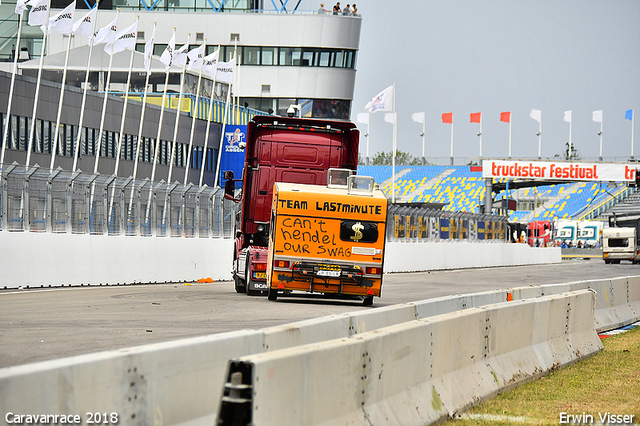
0, 162, 236, 238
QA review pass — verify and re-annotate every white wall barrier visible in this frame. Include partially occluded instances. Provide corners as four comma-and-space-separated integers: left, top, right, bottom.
2, 276, 638, 426
384, 241, 560, 273
0, 233, 235, 287
0, 231, 560, 288
217, 290, 602, 426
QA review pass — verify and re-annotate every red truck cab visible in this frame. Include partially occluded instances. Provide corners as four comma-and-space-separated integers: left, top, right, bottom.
224, 116, 359, 295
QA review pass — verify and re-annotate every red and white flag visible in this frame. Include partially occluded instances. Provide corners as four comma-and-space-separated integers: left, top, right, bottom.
202, 50, 219, 78
72, 6, 96, 37
216, 59, 235, 84
44, 0, 75, 35
143, 26, 156, 74
105, 20, 137, 55
364, 85, 393, 113
27, 0, 50, 27
93, 17, 117, 45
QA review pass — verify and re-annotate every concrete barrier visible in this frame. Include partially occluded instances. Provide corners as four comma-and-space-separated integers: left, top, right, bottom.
2, 275, 638, 426
0, 233, 235, 288
217, 290, 602, 425
0, 231, 560, 288
0, 330, 264, 426
385, 241, 561, 272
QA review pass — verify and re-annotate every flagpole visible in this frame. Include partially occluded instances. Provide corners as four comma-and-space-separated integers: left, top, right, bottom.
49, 15, 75, 172
214, 51, 235, 189
132, 21, 155, 183
72, 2, 99, 172
450, 113, 454, 166
185, 39, 206, 185
508, 118, 512, 159
113, 16, 139, 177
479, 116, 483, 159
632, 110, 635, 160
391, 82, 396, 204
569, 110, 572, 154
366, 112, 370, 164
26, 2, 52, 168
599, 113, 603, 161
94, 9, 120, 174
167, 32, 190, 184
150, 27, 175, 187
199, 45, 220, 187
537, 117, 542, 159
1, 10, 25, 169
421, 111, 425, 165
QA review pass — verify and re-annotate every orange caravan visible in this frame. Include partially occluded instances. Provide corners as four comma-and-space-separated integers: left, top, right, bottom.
266, 170, 388, 306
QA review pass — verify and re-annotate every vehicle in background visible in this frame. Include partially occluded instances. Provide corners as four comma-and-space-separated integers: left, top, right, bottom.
577, 220, 603, 247
266, 172, 388, 306
224, 116, 359, 295
554, 219, 603, 247
603, 213, 640, 264
527, 220, 552, 246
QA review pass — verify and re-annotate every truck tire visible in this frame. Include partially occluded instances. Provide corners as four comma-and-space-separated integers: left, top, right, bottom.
363, 296, 374, 306
612, 260, 621, 264
604, 260, 611, 264
268, 287, 278, 301
234, 275, 246, 293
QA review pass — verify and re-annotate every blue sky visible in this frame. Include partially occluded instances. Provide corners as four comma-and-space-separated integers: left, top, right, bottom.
301, 1, 640, 164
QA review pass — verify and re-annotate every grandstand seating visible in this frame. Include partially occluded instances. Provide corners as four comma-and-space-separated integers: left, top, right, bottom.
358, 165, 630, 223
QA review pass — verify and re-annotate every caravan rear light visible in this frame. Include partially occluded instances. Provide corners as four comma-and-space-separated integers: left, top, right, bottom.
366, 267, 381, 275
274, 260, 290, 268
254, 263, 267, 271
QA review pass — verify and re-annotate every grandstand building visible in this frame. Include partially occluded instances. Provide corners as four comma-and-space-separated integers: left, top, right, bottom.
0, 1, 361, 185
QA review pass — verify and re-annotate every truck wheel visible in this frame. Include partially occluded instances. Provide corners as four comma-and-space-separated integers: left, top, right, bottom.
613, 260, 621, 264
234, 276, 246, 293
363, 296, 374, 306
268, 287, 278, 301
604, 260, 611, 264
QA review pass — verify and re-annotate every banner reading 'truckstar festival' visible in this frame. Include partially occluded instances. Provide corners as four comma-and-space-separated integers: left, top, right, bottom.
482, 159, 637, 182
218, 125, 247, 188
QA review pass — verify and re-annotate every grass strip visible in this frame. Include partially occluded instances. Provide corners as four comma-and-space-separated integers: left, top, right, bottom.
449, 325, 640, 425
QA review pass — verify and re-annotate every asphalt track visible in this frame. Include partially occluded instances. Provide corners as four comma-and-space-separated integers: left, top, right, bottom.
1, 258, 637, 368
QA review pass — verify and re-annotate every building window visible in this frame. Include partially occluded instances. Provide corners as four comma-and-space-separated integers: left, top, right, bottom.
261, 47, 276, 65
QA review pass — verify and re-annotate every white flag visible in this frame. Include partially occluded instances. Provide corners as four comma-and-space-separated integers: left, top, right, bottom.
173, 42, 189, 67
159, 33, 175, 69
93, 17, 117, 45
592, 110, 603, 123
356, 112, 369, 125
563, 110, 572, 123
27, 0, 50, 27
105, 20, 137, 55
384, 112, 397, 125
411, 111, 425, 124
202, 50, 219, 78
44, 0, 75, 35
15, 0, 29, 15
216, 59, 234, 84
364, 85, 393, 113
143, 26, 156, 74
530, 108, 542, 123
187, 44, 206, 71
72, 6, 96, 37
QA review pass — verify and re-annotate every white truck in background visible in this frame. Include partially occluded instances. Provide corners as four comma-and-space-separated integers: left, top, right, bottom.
603, 213, 640, 264
602, 227, 639, 264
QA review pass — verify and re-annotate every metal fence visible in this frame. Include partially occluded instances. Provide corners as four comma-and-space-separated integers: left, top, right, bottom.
0, 163, 236, 238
